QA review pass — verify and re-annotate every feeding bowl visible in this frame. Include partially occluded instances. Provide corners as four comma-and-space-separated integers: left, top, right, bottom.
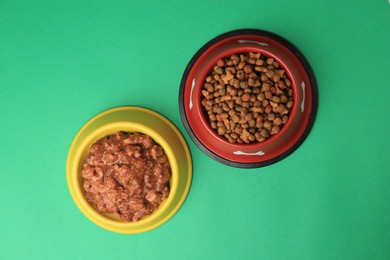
179, 29, 318, 168
66, 106, 192, 233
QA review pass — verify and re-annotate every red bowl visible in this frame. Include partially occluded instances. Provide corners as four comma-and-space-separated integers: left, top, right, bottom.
179, 29, 318, 168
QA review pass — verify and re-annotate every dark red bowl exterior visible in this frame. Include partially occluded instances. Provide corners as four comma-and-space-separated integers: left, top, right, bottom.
179, 29, 318, 168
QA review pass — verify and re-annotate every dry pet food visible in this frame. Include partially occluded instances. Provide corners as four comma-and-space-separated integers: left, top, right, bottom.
82, 131, 171, 222
201, 52, 294, 143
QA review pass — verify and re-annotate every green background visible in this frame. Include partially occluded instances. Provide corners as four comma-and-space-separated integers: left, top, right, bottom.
1, 0, 389, 259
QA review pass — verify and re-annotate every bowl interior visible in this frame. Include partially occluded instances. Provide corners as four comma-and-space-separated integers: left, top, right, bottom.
74, 122, 179, 222
196, 46, 300, 148
67, 106, 192, 233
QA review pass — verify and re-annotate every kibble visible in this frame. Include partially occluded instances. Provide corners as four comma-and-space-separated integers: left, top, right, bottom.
201, 52, 294, 143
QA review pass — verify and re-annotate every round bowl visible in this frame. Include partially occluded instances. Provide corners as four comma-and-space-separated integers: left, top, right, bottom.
66, 106, 192, 233
179, 29, 318, 168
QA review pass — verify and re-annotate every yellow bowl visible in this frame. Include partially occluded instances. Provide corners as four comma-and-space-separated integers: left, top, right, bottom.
66, 106, 192, 234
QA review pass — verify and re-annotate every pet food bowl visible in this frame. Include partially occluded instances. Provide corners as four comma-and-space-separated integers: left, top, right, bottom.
179, 29, 318, 168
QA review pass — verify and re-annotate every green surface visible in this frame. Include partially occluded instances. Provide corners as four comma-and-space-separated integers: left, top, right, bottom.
1, 0, 389, 259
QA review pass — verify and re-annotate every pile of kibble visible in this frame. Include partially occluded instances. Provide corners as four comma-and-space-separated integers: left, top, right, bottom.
201, 52, 294, 143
